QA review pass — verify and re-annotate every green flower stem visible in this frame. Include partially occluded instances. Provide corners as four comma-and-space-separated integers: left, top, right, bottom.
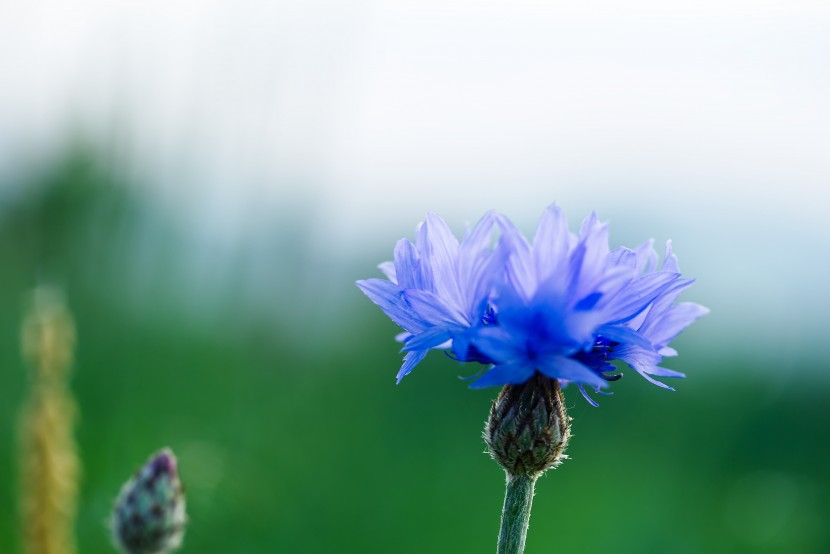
497, 473, 536, 554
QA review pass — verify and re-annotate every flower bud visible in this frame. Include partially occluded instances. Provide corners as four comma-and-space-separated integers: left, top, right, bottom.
484, 374, 571, 477
112, 449, 186, 554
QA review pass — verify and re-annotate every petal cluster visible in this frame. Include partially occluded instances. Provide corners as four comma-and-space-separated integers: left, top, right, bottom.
357, 205, 707, 401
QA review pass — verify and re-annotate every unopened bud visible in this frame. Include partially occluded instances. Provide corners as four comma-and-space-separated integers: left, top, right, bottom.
112, 449, 186, 554
485, 374, 571, 477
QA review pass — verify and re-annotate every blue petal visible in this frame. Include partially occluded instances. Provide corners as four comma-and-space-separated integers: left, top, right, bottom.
396, 349, 429, 383
578, 213, 609, 261
468, 362, 536, 389
567, 215, 610, 300
608, 246, 637, 270
577, 384, 601, 407
574, 291, 603, 311
456, 211, 510, 317
378, 261, 397, 282
403, 289, 468, 325
644, 302, 710, 347
637, 278, 696, 329
642, 366, 686, 379
595, 324, 654, 350
468, 326, 526, 362
610, 344, 662, 368
356, 279, 423, 331
449, 331, 472, 361
635, 370, 676, 391
662, 240, 680, 273
533, 204, 570, 282
459, 211, 505, 253
420, 212, 462, 303
601, 271, 680, 324
634, 239, 658, 273
502, 229, 536, 301
537, 355, 607, 389
611, 345, 679, 390
402, 326, 453, 351
393, 239, 426, 289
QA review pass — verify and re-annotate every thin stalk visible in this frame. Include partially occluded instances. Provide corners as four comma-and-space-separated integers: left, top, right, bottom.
497, 473, 536, 554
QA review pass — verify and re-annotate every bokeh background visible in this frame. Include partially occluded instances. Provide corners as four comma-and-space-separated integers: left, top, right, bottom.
1, 1, 829, 552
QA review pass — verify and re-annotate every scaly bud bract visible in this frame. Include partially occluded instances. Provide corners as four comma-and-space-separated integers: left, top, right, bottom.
485, 374, 571, 478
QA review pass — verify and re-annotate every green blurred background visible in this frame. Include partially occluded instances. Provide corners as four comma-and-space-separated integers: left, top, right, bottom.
0, 148, 827, 554
2, 2, 830, 552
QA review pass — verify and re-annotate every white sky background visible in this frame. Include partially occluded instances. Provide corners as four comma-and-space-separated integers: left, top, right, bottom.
1, 0, 828, 370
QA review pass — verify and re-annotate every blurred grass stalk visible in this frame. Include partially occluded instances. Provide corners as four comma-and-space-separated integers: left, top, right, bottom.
18, 287, 80, 554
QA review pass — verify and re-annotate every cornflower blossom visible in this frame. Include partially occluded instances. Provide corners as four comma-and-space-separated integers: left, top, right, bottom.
357, 205, 707, 403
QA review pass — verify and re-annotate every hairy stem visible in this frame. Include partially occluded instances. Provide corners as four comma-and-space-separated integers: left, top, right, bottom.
497, 473, 536, 554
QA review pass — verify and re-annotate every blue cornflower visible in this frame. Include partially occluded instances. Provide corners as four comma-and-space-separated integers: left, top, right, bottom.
357, 205, 707, 401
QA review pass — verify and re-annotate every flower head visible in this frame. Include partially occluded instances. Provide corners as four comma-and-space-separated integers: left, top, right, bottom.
357, 205, 707, 402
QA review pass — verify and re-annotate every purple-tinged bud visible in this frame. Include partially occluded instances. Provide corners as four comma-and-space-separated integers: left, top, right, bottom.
112, 449, 186, 554
485, 374, 571, 477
